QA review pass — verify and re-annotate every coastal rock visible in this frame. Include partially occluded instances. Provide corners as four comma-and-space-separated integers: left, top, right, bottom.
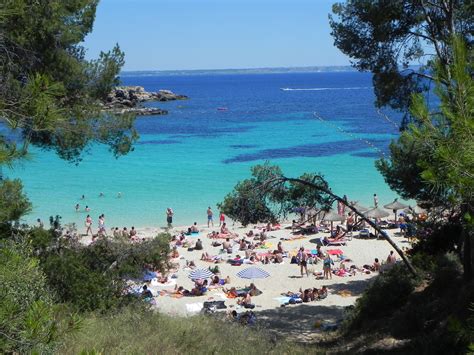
103, 86, 187, 116
106, 107, 168, 116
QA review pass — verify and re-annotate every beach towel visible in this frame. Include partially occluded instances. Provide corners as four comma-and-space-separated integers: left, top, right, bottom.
150, 278, 177, 288
186, 302, 204, 315
274, 296, 291, 304
327, 249, 344, 256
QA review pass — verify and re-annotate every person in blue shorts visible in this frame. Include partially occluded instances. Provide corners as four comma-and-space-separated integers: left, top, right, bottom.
207, 206, 214, 227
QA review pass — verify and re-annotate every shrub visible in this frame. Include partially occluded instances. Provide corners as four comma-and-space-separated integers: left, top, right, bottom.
0, 242, 78, 353
344, 264, 418, 330
40, 234, 171, 312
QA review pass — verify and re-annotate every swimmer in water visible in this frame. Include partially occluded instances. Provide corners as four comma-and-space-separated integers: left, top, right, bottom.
85, 205, 90, 212
75, 203, 80, 212
99, 192, 104, 197
117, 192, 122, 198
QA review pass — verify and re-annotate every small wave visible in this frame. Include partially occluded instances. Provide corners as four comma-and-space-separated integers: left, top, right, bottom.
280, 86, 371, 91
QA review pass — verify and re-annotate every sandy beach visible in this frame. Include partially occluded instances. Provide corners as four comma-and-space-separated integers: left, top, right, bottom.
81, 219, 408, 341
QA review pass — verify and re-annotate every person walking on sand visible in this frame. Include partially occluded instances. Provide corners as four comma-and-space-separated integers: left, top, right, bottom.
207, 207, 214, 227
298, 247, 309, 277
219, 212, 225, 227
166, 207, 174, 228
85, 215, 93, 236
323, 253, 334, 279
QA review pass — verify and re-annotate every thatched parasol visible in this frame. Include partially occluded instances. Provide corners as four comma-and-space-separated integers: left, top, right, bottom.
384, 198, 408, 220
322, 210, 344, 231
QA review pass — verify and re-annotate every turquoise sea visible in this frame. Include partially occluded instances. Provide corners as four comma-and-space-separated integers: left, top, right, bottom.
7, 71, 405, 228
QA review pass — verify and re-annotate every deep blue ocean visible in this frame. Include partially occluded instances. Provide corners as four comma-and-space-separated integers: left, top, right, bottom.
7, 71, 405, 228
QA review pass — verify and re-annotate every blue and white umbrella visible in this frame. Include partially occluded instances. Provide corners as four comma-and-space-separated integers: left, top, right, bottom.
237, 267, 270, 279
188, 268, 214, 281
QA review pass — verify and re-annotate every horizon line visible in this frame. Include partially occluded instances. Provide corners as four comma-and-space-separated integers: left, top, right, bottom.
120, 65, 357, 75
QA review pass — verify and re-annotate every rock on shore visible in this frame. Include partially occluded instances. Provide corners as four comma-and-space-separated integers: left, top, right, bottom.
103, 86, 188, 116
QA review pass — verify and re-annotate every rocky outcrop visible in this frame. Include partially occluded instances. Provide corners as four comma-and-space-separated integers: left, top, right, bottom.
107, 107, 168, 116
103, 86, 188, 116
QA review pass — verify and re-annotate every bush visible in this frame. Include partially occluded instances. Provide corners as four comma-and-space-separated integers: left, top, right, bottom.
0, 242, 78, 353
40, 234, 171, 312
345, 264, 418, 330
59, 306, 309, 354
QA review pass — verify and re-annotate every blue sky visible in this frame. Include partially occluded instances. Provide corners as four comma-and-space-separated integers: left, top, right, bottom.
84, 0, 350, 71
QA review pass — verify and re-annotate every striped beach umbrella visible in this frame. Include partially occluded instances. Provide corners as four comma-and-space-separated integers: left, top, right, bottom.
188, 268, 214, 281
237, 267, 270, 279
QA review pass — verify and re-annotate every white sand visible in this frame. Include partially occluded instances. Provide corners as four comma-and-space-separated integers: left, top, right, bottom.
79, 220, 409, 339
114, 221, 407, 339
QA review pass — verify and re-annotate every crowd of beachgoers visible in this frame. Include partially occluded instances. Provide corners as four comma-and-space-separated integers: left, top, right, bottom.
39, 197, 421, 331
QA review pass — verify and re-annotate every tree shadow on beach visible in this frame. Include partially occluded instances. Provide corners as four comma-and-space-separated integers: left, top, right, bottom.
325, 278, 373, 297
255, 304, 346, 341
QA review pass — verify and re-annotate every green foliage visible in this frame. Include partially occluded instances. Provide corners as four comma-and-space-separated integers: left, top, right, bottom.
377, 37, 473, 276
59, 305, 308, 355
40, 235, 171, 312
0, 179, 32, 227
0, 0, 138, 165
330, 0, 473, 112
345, 264, 418, 330
0, 242, 79, 353
218, 179, 277, 227
218, 162, 333, 226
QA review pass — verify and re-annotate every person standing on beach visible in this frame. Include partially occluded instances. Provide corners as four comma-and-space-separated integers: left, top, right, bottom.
98, 214, 107, 236
207, 207, 214, 227
85, 215, 93, 236
373, 193, 379, 207
323, 254, 334, 279
219, 212, 225, 227
298, 247, 309, 277
166, 208, 174, 228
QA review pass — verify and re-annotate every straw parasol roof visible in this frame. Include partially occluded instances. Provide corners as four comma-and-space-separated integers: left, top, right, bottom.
322, 210, 344, 221
384, 199, 408, 210
363, 207, 390, 219
350, 202, 369, 212
403, 205, 426, 215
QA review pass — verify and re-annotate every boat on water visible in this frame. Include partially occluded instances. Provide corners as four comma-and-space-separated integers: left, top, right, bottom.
217, 107, 228, 111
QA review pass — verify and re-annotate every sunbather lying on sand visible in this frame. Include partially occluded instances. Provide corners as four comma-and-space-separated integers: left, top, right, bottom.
200, 252, 221, 263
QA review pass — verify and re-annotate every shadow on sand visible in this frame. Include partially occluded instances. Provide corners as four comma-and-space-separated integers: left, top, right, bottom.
256, 304, 346, 341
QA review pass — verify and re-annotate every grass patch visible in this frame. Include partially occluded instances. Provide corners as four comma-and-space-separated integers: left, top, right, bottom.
59, 306, 313, 354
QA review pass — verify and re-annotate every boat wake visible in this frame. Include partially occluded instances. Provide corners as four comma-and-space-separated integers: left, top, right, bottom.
280, 86, 371, 91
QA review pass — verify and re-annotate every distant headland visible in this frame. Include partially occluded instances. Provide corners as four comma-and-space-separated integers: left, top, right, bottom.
120, 65, 357, 77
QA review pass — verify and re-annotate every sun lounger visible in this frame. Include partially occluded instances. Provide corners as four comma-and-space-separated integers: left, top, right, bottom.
327, 238, 347, 246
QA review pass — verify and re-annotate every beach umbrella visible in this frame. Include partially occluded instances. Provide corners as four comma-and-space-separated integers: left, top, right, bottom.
363, 207, 390, 219
237, 267, 270, 279
403, 205, 426, 215
363, 207, 390, 237
384, 199, 408, 220
322, 210, 344, 231
188, 268, 214, 281
350, 202, 369, 213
